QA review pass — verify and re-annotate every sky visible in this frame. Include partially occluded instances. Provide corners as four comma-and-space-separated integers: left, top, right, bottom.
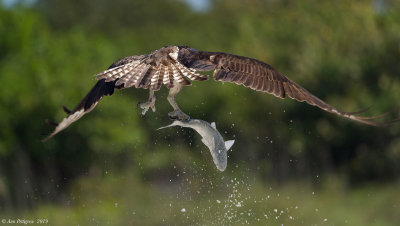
184, 0, 211, 12
2, 0, 34, 8
1, 0, 212, 11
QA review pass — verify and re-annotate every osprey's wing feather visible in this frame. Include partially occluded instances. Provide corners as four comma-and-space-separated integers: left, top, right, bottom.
41, 56, 139, 142
43, 48, 208, 141
183, 51, 399, 126
95, 55, 151, 88
42, 79, 122, 142
95, 51, 206, 90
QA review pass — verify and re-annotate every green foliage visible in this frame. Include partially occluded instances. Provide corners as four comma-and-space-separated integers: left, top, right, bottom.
2, 172, 400, 225
1, 0, 400, 223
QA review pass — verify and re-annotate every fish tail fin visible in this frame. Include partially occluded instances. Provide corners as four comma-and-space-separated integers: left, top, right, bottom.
224, 140, 235, 150
211, 122, 216, 129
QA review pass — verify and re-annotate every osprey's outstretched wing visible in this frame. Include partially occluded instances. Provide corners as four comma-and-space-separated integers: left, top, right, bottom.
95, 48, 207, 91
177, 48, 399, 126
41, 56, 139, 142
43, 47, 208, 141
42, 79, 120, 142
43, 46, 399, 142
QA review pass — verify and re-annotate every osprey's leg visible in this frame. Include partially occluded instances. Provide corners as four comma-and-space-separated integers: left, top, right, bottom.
138, 89, 156, 115
167, 83, 190, 121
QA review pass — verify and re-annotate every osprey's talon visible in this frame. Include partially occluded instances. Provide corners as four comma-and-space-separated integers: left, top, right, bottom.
43, 45, 399, 143
141, 106, 149, 115
168, 109, 190, 122
138, 98, 156, 115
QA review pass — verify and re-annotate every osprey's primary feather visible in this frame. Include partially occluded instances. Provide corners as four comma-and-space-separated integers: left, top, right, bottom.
43, 46, 399, 141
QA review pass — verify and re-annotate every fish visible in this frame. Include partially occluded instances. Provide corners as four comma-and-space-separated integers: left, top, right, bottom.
157, 119, 235, 171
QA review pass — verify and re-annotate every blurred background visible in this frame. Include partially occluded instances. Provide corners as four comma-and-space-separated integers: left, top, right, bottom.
1, 0, 400, 225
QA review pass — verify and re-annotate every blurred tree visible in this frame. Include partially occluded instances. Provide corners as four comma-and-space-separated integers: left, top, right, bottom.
1, 0, 400, 212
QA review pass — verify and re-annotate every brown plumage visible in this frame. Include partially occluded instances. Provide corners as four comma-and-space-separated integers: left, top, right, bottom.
42, 46, 399, 142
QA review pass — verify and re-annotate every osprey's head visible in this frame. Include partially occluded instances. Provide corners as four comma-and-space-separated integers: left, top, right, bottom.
153, 46, 180, 64
177, 46, 215, 71
177, 46, 198, 55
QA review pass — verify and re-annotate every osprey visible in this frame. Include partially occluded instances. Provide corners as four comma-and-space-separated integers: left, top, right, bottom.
43, 46, 398, 142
